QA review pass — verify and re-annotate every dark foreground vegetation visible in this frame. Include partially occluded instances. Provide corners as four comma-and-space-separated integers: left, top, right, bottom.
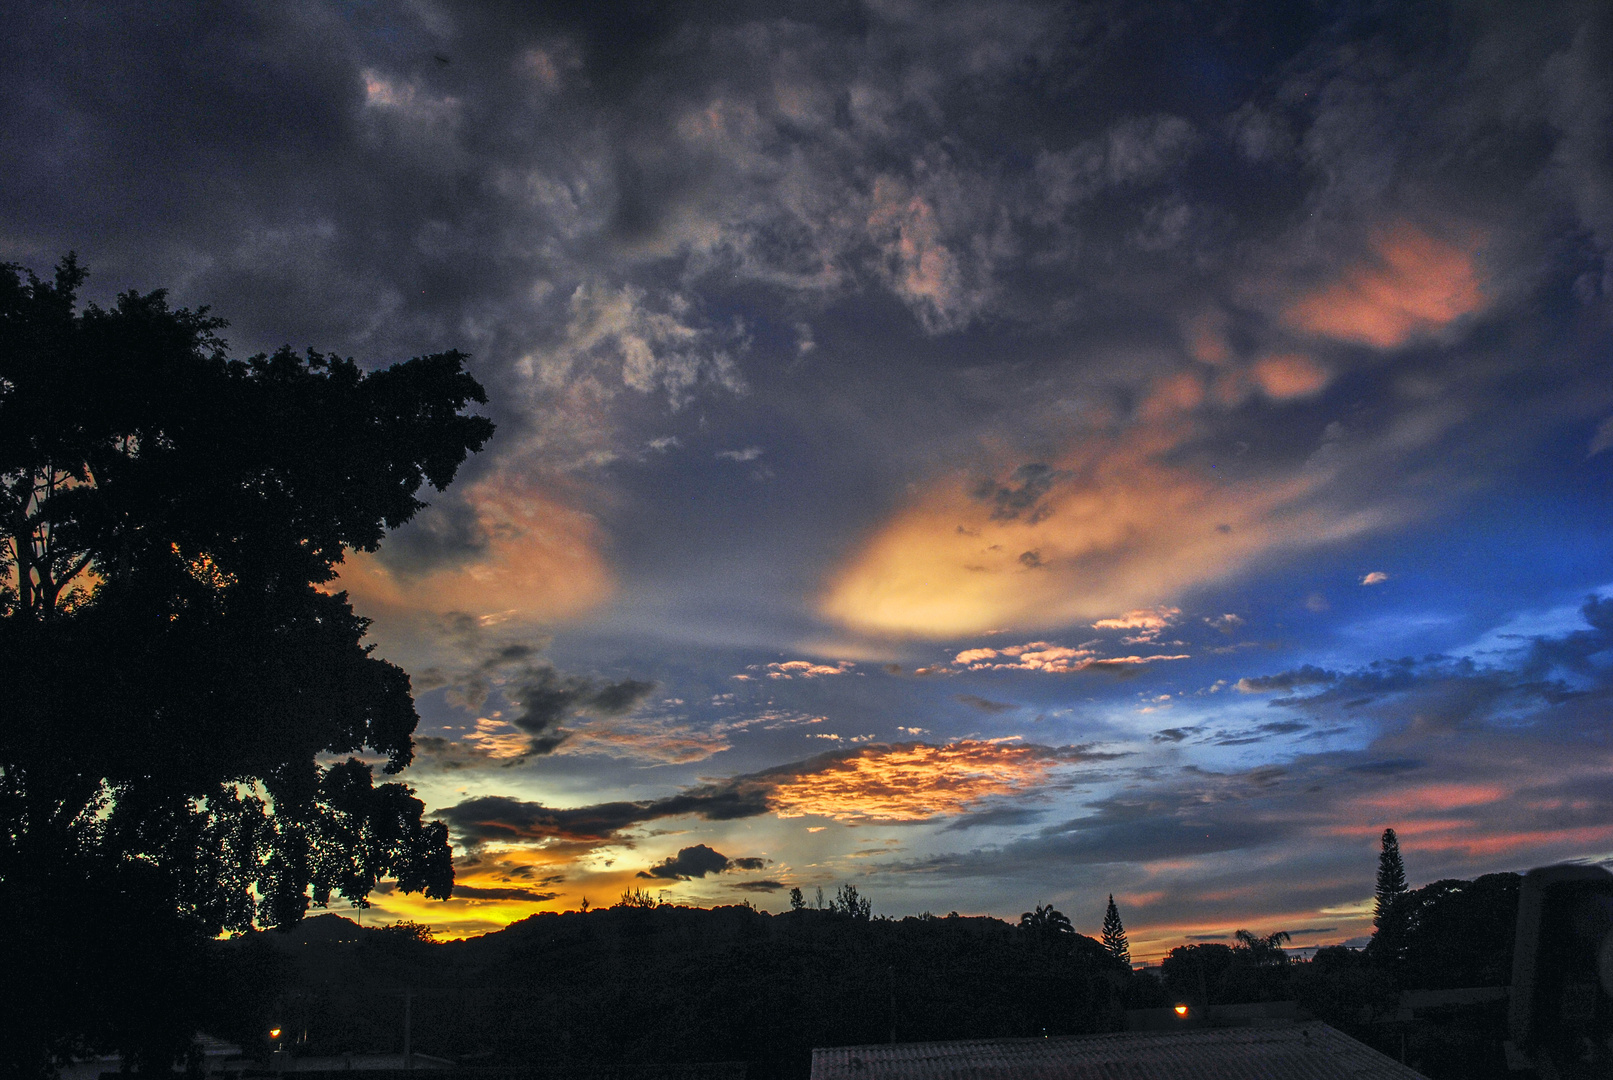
199, 869, 1524, 1080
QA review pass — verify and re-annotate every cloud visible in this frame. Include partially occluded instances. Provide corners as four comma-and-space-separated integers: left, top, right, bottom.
1590, 417, 1613, 456
728, 879, 786, 893
940, 805, 1050, 832
638, 844, 738, 880
717, 446, 764, 462
763, 740, 1122, 823
1361, 571, 1389, 585
1093, 607, 1180, 633
821, 429, 1391, 638
763, 660, 853, 680
506, 668, 657, 753
451, 885, 561, 902
1282, 225, 1488, 349
950, 641, 1189, 675
334, 473, 613, 621
437, 738, 1124, 850
955, 694, 1018, 713
1250, 354, 1331, 400
1237, 665, 1340, 694
1094, 606, 1181, 643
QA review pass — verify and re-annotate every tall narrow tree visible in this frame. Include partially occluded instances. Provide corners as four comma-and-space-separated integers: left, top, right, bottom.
1102, 894, 1131, 964
1367, 827, 1413, 966
1374, 828, 1408, 928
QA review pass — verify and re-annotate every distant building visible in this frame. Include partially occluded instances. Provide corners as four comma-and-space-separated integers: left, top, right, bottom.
811, 1026, 1429, 1080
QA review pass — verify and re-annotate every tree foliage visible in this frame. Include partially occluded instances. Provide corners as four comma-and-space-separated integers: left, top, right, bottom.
0, 257, 493, 1074
1374, 827, 1408, 925
1019, 903, 1074, 935
1101, 895, 1130, 964
1369, 827, 1410, 964
830, 883, 873, 920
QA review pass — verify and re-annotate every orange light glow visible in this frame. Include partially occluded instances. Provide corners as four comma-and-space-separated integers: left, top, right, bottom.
1174, 1005, 1189, 1017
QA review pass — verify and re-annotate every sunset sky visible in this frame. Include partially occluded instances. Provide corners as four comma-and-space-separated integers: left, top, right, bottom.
6, 1, 1613, 959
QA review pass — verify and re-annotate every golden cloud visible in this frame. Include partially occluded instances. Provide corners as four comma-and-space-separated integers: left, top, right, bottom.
767, 740, 1093, 822
334, 473, 612, 621
821, 427, 1385, 639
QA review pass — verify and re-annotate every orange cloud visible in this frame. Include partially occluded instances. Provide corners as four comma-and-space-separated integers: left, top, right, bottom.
821, 431, 1384, 638
768, 741, 1092, 822
1251, 353, 1330, 399
334, 474, 612, 621
1283, 225, 1486, 348
1140, 371, 1206, 420
1350, 782, 1509, 813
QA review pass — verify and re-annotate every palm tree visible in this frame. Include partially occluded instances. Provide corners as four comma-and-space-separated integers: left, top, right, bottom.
1232, 929, 1292, 966
1019, 904, 1074, 933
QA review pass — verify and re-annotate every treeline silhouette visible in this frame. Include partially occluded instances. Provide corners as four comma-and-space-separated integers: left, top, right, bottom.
204, 871, 1522, 1080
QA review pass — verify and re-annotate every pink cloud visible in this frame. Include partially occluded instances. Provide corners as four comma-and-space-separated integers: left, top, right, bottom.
1283, 224, 1486, 348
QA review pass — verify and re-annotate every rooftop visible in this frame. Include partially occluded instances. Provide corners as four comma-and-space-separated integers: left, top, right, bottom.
811, 1025, 1429, 1080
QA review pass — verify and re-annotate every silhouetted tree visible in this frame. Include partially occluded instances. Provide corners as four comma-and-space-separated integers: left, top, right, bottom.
1232, 928, 1291, 966
616, 887, 661, 909
1160, 943, 1235, 1005
1019, 903, 1074, 934
1369, 827, 1411, 965
831, 883, 872, 919
0, 256, 492, 1075
1374, 828, 1408, 927
789, 886, 806, 911
1101, 895, 1130, 964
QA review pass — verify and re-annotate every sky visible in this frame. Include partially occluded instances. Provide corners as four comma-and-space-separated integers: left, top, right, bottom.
5, 0, 1613, 959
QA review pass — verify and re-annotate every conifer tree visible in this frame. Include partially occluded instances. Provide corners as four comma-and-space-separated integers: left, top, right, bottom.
1374, 828, 1408, 928
1102, 894, 1131, 964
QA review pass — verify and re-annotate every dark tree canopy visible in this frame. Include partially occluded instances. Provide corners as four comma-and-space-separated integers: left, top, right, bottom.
1019, 903, 1074, 935
0, 256, 493, 1075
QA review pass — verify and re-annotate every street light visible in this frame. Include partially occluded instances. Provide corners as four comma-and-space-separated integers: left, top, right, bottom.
1173, 1005, 1189, 1018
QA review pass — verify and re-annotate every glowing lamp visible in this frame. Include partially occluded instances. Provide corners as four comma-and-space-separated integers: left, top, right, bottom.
1173, 1005, 1189, 1017
269, 1028, 282, 1039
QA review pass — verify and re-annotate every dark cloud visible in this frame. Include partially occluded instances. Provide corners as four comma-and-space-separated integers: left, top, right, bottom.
1237, 665, 1338, 694
508, 669, 658, 753
1151, 727, 1199, 743
436, 774, 776, 847
976, 464, 1061, 523
955, 694, 1018, 713
1211, 720, 1310, 746
941, 806, 1050, 832
451, 885, 560, 902
731, 857, 769, 871
728, 880, 786, 893
638, 844, 737, 880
